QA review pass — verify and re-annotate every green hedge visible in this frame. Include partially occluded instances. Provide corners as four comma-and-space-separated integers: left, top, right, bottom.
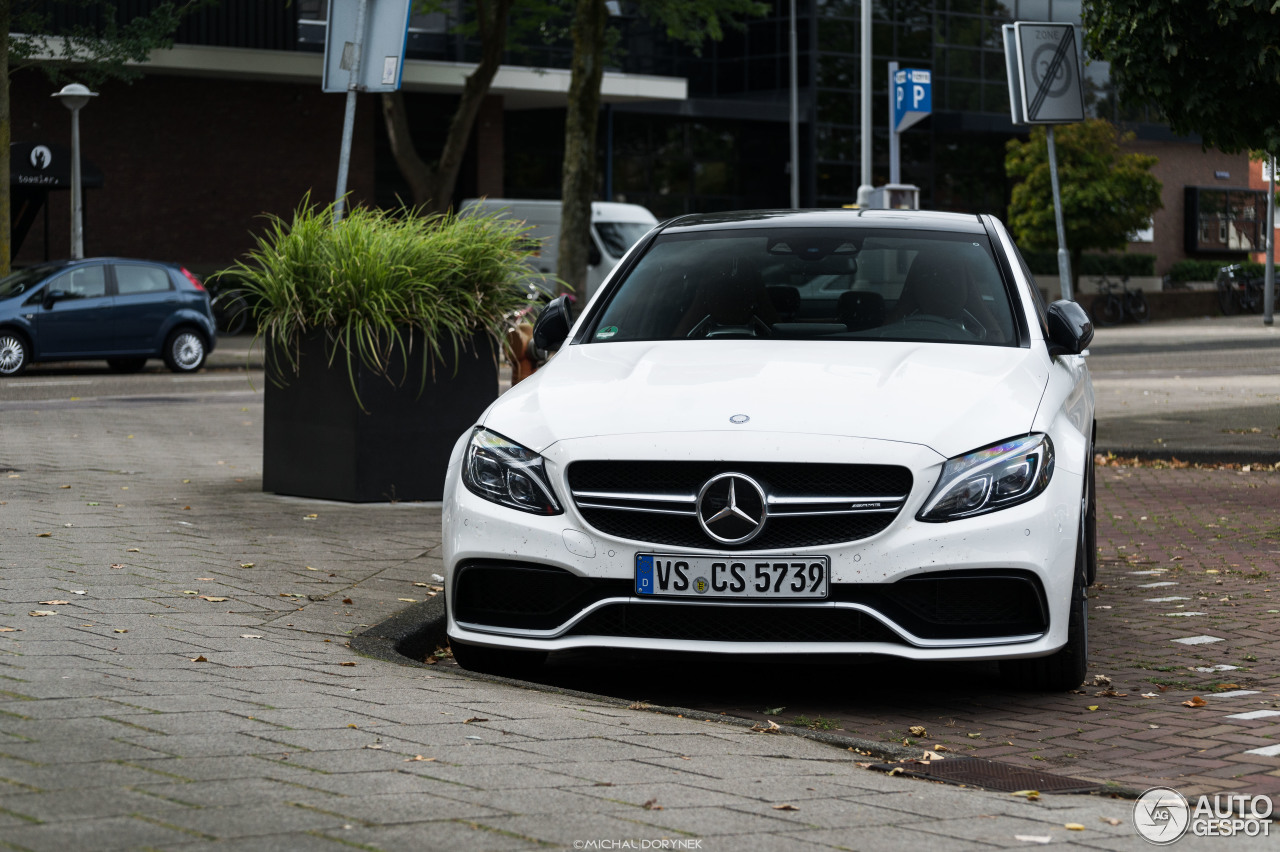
1168, 259, 1265, 283
1022, 250, 1156, 277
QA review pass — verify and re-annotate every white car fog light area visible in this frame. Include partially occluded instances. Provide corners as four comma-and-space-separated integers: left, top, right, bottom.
461, 428, 563, 515
918, 434, 1054, 522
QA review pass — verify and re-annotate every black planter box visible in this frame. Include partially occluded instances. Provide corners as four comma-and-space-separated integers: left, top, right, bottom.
263, 332, 498, 502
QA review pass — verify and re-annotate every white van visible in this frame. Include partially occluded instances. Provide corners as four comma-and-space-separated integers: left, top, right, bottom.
460, 198, 658, 304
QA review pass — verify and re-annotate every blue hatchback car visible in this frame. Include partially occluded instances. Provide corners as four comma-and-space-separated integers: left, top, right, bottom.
0, 258, 217, 376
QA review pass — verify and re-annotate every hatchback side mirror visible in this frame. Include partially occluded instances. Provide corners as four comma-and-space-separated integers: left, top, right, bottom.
532, 294, 573, 352
42, 289, 69, 309
1046, 299, 1093, 356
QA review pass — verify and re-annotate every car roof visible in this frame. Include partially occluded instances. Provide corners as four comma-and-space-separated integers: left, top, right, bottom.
657, 208, 988, 235
19, 257, 180, 274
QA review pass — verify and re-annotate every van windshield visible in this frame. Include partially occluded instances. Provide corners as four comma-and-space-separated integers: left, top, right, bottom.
586, 227, 1018, 346
595, 222, 652, 258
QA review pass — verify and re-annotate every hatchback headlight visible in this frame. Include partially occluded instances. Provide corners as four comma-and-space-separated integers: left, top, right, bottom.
918, 434, 1054, 522
461, 428, 562, 515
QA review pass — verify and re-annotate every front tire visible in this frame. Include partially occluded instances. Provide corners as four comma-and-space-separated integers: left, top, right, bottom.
0, 331, 29, 376
163, 328, 207, 373
1000, 516, 1089, 691
450, 640, 546, 679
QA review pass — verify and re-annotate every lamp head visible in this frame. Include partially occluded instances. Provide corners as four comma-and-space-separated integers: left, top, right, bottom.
53, 83, 98, 112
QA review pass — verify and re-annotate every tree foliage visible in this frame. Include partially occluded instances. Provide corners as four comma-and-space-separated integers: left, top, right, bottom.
1082, 0, 1280, 154
1005, 119, 1163, 283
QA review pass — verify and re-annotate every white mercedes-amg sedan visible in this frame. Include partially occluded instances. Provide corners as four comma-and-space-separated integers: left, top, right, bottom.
442, 209, 1096, 691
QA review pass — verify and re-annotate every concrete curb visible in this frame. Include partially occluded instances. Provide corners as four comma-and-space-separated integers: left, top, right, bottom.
1095, 445, 1280, 466
350, 595, 448, 667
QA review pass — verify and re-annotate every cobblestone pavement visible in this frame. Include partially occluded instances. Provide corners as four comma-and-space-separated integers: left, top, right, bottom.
0, 391, 1158, 851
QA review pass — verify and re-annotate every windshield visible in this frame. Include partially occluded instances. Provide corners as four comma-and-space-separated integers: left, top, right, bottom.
0, 265, 56, 301
595, 221, 652, 258
586, 227, 1018, 346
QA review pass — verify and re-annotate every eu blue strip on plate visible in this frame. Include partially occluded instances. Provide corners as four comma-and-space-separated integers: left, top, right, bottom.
635, 554, 654, 595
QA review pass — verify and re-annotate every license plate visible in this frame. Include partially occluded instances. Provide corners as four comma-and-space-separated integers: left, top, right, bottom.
635, 554, 829, 599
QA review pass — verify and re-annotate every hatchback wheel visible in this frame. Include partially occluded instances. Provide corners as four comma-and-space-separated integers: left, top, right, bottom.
164, 329, 206, 373
0, 332, 29, 376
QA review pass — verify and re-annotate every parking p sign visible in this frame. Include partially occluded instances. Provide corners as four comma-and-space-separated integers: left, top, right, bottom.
893, 69, 932, 132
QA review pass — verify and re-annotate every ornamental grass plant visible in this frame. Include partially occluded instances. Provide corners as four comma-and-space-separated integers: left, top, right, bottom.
222, 198, 538, 399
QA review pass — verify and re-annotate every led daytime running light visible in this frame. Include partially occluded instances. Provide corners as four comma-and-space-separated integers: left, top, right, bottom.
919, 434, 1054, 522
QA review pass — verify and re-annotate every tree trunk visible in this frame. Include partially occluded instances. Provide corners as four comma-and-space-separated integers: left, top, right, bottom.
0, 1, 11, 276
380, 0, 514, 215
557, 0, 606, 298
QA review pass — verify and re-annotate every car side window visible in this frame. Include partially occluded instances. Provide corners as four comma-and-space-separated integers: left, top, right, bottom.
49, 265, 106, 299
115, 264, 173, 296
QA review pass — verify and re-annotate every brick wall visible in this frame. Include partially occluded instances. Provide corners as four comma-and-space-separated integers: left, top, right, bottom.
11, 70, 376, 273
1121, 139, 1251, 275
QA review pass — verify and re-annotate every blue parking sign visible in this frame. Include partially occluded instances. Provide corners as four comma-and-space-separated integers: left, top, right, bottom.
893, 69, 932, 133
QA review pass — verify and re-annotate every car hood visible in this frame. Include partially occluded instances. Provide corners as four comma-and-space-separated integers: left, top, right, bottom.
483, 340, 1050, 460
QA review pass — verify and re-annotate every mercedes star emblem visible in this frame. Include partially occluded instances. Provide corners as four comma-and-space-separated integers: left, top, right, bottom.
696, 472, 767, 544
729, 414, 750, 424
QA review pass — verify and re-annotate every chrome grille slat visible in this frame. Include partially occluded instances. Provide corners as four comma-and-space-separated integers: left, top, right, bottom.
567, 461, 913, 550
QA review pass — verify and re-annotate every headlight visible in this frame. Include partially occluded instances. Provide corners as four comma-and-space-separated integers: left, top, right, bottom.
461, 428, 562, 515
918, 434, 1054, 522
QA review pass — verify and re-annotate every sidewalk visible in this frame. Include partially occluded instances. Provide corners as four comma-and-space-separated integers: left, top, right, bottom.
0, 375, 1150, 850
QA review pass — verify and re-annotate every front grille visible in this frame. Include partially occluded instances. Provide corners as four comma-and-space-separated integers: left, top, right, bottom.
567, 602, 904, 644
568, 461, 912, 550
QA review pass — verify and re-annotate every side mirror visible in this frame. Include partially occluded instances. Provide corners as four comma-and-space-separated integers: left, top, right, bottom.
42, 289, 69, 308
532, 294, 572, 353
1046, 299, 1094, 356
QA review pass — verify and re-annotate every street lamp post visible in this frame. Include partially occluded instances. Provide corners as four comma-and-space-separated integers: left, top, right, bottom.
52, 83, 98, 259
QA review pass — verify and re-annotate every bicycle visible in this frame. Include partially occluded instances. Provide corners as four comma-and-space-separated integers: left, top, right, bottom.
1215, 264, 1264, 315
1089, 274, 1150, 326
206, 280, 252, 335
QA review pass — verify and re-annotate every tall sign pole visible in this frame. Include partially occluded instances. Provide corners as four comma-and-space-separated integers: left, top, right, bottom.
789, 0, 799, 208
1003, 22, 1086, 301
1265, 153, 1275, 326
333, 0, 369, 222
856, 0, 872, 206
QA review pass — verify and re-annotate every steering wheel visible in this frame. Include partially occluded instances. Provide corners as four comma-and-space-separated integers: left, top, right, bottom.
686, 315, 773, 339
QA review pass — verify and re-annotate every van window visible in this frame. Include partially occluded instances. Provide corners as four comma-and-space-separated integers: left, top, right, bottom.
595, 222, 652, 258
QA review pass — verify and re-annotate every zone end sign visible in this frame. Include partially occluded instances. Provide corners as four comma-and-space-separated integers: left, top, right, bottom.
1003, 22, 1085, 125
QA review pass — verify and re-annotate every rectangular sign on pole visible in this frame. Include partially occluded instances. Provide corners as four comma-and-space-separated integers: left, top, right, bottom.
322, 0, 412, 94
892, 68, 931, 133
1010, 22, 1085, 125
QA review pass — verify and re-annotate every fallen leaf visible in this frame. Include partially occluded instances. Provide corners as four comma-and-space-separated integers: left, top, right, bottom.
363, 743, 383, 750
114, 629, 128, 634
908, 725, 928, 737
126, 548, 140, 552
932, 744, 951, 752
72, 591, 86, 595
342, 598, 353, 605
967, 732, 983, 738
347, 724, 358, 728
1215, 684, 1240, 691
240, 634, 263, 639
404, 755, 437, 762
304, 514, 318, 519
750, 720, 781, 733
36, 532, 51, 538
59, 484, 70, 489
1101, 817, 1122, 826
1182, 696, 1208, 707
196, 577, 214, 581
339, 661, 357, 667
239, 563, 255, 569
1140, 693, 1159, 699
397, 598, 417, 603
763, 706, 786, 715
1010, 790, 1041, 801
1086, 705, 1099, 711
413, 582, 430, 587
0, 627, 18, 632
190, 655, 208, 662
198, 596, 229, 602
1064, 823, 1085, 831
772, 803, 800, 811
181, 590, 197, 595
642, 798, 663, 810
1013, 836, 1050, 845
28, 610, 56, 617
39, 600, 70, 606
110, 563, 124, 569
463, 717, 489, 724
886, 767, 904, 776
1091, 674, 1112, 687
1095, 690, 1128, 698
